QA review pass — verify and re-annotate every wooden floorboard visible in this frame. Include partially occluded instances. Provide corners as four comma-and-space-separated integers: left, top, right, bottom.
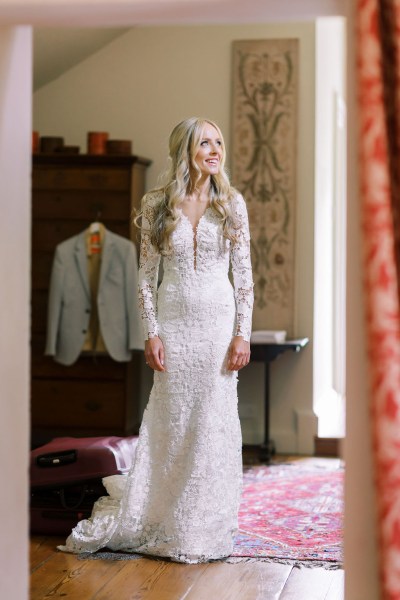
279, 567, 339, 600
187, 561, 293, 600
325, 570, 345, 600
93, 559, 205, 600
30, 541, 344, 600
63, 558, 158, 600
30, 536, 59, 573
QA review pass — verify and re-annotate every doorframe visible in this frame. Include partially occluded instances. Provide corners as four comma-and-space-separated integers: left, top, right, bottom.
0, 1, 379, 598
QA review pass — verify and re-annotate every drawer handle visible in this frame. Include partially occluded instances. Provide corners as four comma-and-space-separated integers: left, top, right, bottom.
84, 401, 102, 412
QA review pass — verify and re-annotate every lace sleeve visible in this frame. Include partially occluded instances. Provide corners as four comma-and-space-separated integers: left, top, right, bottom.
138, 193, 161, 340
230, 193, 254, 342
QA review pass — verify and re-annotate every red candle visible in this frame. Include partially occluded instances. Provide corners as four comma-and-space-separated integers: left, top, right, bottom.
32, 131, 39, 154
87, 132, 109, 155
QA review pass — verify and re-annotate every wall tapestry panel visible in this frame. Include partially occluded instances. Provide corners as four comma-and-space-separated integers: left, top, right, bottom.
231, 39, 299, 336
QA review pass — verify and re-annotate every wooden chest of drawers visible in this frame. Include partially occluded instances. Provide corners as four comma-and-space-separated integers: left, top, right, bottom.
31, 154, 151, 446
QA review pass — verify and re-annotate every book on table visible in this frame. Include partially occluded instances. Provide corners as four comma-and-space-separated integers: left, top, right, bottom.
250, 330, 287, 344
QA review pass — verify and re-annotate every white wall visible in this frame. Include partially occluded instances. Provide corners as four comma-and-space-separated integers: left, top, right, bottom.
314, 17, 346, 436
0, 26, 31, 600
33, 22, 316, 452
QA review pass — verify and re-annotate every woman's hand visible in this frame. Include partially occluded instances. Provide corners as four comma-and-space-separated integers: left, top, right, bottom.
227, 336, 251, 371
144, 336, 166, 372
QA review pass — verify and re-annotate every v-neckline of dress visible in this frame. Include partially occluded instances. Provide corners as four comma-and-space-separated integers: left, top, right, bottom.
177, 205, 212, 234
177, 206, 213, 271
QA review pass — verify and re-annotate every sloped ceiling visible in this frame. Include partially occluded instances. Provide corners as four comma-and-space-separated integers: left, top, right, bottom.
33, 27, 130, 91
32, 0, 345, 91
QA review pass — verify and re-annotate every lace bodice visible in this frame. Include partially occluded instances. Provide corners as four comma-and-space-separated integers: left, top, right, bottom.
138, 190, 254, 342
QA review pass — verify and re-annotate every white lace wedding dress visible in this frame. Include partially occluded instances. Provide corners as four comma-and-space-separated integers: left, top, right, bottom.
59, 189, 254, 563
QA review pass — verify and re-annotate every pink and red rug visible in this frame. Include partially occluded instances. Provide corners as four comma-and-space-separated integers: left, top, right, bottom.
229, 461, 344, 568
78, 460, 344, 568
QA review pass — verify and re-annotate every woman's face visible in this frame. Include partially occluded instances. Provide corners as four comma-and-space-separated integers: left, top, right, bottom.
193, 124, 223, 179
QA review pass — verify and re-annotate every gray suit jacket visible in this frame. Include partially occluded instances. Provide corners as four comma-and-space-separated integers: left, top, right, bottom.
45, 228, 144, 366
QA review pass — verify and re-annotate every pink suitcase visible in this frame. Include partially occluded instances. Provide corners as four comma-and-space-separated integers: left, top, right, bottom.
30, 436, 138, 535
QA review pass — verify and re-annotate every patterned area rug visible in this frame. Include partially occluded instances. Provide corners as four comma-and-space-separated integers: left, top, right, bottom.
77, 460, 344, 569
229, 461, 343, 568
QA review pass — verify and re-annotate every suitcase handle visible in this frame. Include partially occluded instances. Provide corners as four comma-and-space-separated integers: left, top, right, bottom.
60, 486, 88, 510
36, 450, 77, 468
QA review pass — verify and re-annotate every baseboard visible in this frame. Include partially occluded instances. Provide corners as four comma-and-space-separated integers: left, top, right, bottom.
314, 436, 343, 457
295, 408, 319, 455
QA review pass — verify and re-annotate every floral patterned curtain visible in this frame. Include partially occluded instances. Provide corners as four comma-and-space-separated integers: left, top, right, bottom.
358, 0, 400, 597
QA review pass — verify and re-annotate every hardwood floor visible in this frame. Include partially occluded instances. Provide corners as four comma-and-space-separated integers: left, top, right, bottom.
30, 536, 344, 600
30, 457, 344, 600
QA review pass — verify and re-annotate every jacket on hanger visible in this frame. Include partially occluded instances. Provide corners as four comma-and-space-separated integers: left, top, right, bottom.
45, 227, 144, 366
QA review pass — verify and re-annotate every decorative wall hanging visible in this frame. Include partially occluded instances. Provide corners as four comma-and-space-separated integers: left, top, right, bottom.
231, 39, 299, 335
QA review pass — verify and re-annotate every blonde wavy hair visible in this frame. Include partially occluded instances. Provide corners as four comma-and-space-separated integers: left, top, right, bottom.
133, 117, 238, 254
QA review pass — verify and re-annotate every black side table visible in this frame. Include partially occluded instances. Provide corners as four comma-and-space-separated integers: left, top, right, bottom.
249, 338, 309, 462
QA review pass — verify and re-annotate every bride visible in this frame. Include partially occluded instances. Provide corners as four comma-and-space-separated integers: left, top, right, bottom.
59, 117, 254, 563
